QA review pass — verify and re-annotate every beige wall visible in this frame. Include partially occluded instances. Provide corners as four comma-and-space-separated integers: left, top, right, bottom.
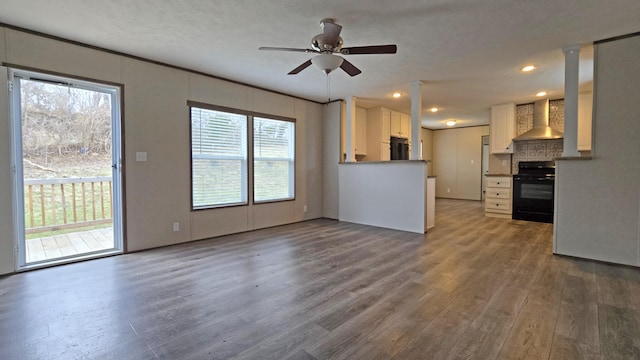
432, 126, 489, 200
488, 153, 512, 174
323, 101, 342, 219
421, 128, 433, 174
0, 26, 324, 274
555, 34, 640, 266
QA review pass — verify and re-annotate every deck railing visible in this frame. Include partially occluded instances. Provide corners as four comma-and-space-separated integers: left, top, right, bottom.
24, 177, 113, 234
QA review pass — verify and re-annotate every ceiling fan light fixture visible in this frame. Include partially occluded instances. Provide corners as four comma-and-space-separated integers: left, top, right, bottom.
311, 54, 344, 74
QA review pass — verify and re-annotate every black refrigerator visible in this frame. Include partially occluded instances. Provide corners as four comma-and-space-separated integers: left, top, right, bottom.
390, 136, 409, 160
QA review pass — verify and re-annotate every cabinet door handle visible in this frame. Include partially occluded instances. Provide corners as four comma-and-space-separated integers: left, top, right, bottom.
497, 182, 501, 185
496, 193, 499, 196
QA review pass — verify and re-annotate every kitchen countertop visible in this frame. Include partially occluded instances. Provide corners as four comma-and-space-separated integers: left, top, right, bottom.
484, 173, 512, 177
340, 160, 430, 165
554, 156, 593, 161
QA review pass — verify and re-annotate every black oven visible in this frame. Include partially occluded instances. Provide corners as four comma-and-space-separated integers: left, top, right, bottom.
512, 161, 555, 223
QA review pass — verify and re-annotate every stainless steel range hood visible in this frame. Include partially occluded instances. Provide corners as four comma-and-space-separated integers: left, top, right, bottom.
512, 99, 563, 141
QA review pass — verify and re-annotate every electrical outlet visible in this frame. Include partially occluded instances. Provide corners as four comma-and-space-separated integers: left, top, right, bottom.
447, 188, 451, 193
136, 152, 147, 162
303, 205, 307, 213
173, 222, 179, 232
470, 159, 474, 164
502, 160, 507, 166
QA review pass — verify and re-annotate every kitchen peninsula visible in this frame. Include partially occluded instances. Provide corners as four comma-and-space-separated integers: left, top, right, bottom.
338, 160, 435, 233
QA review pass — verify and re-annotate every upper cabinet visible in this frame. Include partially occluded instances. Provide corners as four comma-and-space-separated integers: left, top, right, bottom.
577, 92, 593, 151
366, 106, 392, 161
391, 112, 411, 139
390, 111, 402, 137
401, 113, 411, 139
490, 102, 516, 154
355, 107, 367, 155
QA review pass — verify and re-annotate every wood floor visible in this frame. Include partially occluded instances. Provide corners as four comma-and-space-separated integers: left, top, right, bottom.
1, 199, 639, 360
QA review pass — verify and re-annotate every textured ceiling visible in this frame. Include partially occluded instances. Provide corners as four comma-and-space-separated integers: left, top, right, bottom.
1, 1, 638, 128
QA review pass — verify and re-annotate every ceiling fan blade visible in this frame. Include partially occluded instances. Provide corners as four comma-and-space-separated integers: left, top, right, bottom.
288, 60, 313, 75
322, 21, 342, 47
340, 59, 362, 77
341, 45, 398, 55
259, 47, 315, 53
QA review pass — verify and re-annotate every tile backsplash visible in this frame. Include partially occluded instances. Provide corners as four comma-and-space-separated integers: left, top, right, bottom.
515, 100, 564, 136
512, 139, 563, 173
512, 100, 565, 174
515, 103, 535, 136
548, 99, 565, 133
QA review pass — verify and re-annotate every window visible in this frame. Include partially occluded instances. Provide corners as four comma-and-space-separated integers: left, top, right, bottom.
253, 117, 295, 203
191, 107, 247, 209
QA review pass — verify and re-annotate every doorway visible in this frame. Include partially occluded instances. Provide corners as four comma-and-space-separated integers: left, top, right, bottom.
481, 135, 490, 201
10, 69, 123, 270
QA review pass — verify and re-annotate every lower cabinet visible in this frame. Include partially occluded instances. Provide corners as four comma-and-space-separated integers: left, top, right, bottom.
380, 142, 390, 161
485, 176, 512, 219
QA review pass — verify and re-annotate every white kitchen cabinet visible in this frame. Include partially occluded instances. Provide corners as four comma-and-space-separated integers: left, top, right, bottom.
490, 103, 516, 154
381, 142, 390, 161
427, 177, 436, 229
400, 113, 411, 138
577, 92, 593, 151
366, 106, 392, 161
485, 176, 512, 218
355, 107, 367, 155
390, 111, 411, 139
390, 111, 402, 137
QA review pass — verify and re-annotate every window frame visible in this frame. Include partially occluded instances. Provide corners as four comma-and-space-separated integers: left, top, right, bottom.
252, 116, 296, 205
189, 102, 249, 210
187, 101, 296, 210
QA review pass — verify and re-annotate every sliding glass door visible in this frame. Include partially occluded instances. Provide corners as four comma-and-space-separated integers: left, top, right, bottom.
10, 70, 123, 269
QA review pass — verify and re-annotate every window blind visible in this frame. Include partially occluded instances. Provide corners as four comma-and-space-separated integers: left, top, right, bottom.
191, 107, 247, 208
253, 117, 295, 202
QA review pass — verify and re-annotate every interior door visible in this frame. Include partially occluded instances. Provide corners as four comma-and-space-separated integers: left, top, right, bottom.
10, 69, 123, 269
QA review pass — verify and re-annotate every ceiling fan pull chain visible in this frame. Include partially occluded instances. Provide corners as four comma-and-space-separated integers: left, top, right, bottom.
326, 72, 331, 102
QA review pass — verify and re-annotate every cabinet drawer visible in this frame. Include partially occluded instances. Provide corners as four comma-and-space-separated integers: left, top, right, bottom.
486, 188, 511, 199
487, 177, 511, 188
485, 198, 511, 211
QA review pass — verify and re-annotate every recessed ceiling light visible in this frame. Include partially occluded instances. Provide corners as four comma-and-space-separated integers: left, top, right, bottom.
392, 92, 402, 98
446, 120, 457, 127
430, 107, 439, 112
521, 65, 537, 72
536, 91, 548, 97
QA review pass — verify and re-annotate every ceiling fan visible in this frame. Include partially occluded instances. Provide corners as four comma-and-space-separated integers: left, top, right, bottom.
259, 18, 397, 77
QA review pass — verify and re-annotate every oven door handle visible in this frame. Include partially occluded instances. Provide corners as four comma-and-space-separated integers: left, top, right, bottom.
514, 176, 555, 181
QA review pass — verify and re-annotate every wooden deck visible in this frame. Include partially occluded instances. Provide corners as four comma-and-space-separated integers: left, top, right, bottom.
26, 227, 114, 263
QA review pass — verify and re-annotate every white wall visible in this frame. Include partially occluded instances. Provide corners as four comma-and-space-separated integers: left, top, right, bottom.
432, 126, 489, 200
338, 161, 428, 233
554, 34, 640, 266
0, 26, 324, 274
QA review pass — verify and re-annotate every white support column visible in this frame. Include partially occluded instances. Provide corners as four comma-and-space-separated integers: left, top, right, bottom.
562, 45, 581, 157
410, 81, 423, 160
345, 96, 357, 162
